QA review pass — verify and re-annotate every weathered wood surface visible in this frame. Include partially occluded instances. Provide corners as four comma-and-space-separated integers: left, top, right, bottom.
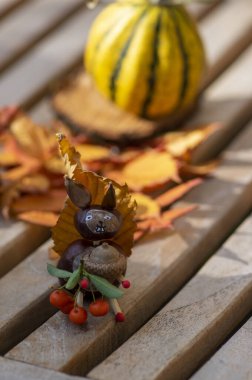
0, 240, 57, 354
199, 0, 252, 89
0, 220, 49, 278
0, 5, 102, 108
0, 0, 85, 73
0, 357, 87, 380
0, 0, 27, 19
190, 46, 252, 162
5, 118, 252, 375
88, 213, 252, 380
192, 317, 252, 380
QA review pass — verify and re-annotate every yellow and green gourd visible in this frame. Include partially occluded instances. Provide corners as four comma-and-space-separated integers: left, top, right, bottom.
85, 0, 205, 120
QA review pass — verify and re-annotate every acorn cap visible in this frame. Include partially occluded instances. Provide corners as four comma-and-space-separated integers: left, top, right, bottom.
82, 242, 127, 282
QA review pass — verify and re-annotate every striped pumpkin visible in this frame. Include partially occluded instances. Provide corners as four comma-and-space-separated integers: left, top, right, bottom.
85, 0, 205, 120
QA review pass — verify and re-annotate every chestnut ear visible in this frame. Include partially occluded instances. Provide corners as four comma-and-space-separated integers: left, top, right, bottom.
102, 183, 116, 210
64, 177, 91, 209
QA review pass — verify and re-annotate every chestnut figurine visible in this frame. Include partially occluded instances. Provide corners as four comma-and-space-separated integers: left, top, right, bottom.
58, 178, 127, 284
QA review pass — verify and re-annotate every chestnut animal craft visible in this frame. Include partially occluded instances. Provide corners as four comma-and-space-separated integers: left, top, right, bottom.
48, 134, 136, 325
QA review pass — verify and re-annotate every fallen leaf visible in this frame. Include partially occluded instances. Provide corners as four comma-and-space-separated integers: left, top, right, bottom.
18, 211, 59, 227
133, 192, 160, 220
10, 189, 66, 214
0, 105, 20, 132
106, 151, 180, 192
161, 123, 221, 160
180, 161, 219, 178
156, 178, 202, 208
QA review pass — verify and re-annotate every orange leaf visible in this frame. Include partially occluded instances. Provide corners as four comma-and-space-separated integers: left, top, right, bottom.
162, 204, 198, 222
18, 211, 59, 227
106, 151, 180, 192
156, 178, 202, 208
10, 189, 66, 214
0, 105, 20, 132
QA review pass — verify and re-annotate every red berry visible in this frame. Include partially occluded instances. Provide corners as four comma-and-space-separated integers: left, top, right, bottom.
122, 280, 131, 289
69, 306, 87, 325
89, 299, 109, 317
49, 290, 72, 308
115, 312, 125, 322
80, 278, 89, 289
60, 301, 74, 314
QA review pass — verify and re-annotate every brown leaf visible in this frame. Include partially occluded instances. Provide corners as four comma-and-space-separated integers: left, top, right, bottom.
156, 178, 202, 208
18, 211, 59, 227
10, 189, 66, 214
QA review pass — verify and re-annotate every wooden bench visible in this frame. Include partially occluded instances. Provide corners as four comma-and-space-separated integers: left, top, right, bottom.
0, 0, 252, 379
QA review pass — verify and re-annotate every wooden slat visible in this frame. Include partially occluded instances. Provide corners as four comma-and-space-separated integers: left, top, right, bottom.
0, 240, 57, 354
0, 219, 50, 278
192, 317, 252, 380
187, 0, 221, 21
88, 213, 252, 380
0, 0, 28, 19
5, 117, 252, 374
0, 357, 88, 380
189, 46, 252, 163
199, 0, 252, 89
0, 0, 85, 73
0, 5, 103, 108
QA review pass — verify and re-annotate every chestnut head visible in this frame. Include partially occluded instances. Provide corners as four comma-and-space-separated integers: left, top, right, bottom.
75, 206, 122, 240
65, 177, 121, 241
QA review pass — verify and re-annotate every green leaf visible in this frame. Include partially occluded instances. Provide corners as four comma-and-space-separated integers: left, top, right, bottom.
47, 263, 72, 279
65, 267, 81, 290
89, 274, 124, 299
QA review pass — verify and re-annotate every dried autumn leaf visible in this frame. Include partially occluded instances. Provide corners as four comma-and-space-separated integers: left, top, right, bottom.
106, 151, 180, 192
53, 135, 137, 257
180, 161, 219, 178
156, 178, 202, 208
76, 143, 111, 163
161, 123, 221, 160
134, 204, 197, 242
10, 189, 66, 214
132, 193, 160, 220
18, 211, 59, 227
0, 105, 20, 132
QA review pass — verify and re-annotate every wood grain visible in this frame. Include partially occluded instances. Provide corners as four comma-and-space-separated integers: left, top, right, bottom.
0, 219, 50, 278
5, 120, 252, 375
88, 214, 252, 380
199, 0, 252, 89
191, 317, 252, 380
0, 357, 87, 380
0, 5, 102, 108
0, 0, 28, 19
0, 240, 57, 354
0, 0, 85, 73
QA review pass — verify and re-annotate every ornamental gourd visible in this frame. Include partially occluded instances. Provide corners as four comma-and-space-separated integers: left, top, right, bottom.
85, 0, 206, 120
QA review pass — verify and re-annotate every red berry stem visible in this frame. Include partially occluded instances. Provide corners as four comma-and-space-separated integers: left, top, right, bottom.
109, 299, 125, 322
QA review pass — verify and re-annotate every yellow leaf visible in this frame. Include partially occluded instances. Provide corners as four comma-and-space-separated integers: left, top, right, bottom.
132, 193, 160, 220
106, 151, 180, 192
162, 123, 221, 159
